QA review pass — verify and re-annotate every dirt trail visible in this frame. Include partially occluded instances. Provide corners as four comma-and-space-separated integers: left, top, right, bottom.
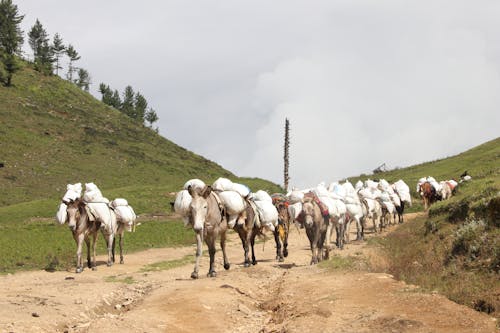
0, 213, 497, 333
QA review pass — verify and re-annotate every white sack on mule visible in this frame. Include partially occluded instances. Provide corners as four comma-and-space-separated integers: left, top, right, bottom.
212, 177, 233, 192
288, 191, 304, 204
115, 205, 136, 225
56, 203, 68, 224
230, 183, 251, 198
252, 190, 272, 203
218, 191, 246, 215
111, 198, 129, 207
83, 183, 109, 203
87, 202, 116, 234
254, 200, 278, 231
63, 183, 82, 202
173, 190, 192, 217
183, 179, 206, 193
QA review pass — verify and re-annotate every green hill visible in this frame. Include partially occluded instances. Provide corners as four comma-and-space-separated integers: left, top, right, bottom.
0, 65, 256, 206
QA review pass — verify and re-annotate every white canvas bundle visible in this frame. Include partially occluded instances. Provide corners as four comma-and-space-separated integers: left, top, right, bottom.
390, 193, 401, 207
313, 184, 330, 198
87, 202, 116, 234
378, 179, 391, 191
342, 181, 356, 197
254, 200, 278, 231
218, 191, 246, 215
230, 183, 251, 197
329, 182, 347, 198
288, 191, 304, 204
212, 177, 233, 192
183, 179, 206, 192
115, 205, 136, 225
462, 175, 472, 181
358, 187, 381, 200
252, 190, 272, 203
447, 179, 458, 189
56, 203, 68, 224
380, 192, 391, 202
355, 180, 364, 191
381, 200, 396, 214
111, 198, 129, 207
318, 196, 346, 218
393, 180, 411, 204
288, 202, 303, 219
173, 190, 192, 217
344, 196, 360, 205
63, 183, 82, 202
365, 180, 379, 190
83, 183, 108, 203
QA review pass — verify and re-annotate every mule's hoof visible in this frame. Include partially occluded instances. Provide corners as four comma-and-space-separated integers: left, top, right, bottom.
207, 271, 217, 278
92, 266, 97, 271
87, 263, 92, 269
191, 272, 198, 279
107, 262, 113, 267
244, 262, 251, 268
283, 250, 289, 257
252, 260, 257, 266
76, 267, 83, 273
278, 257, 284, 262
224, 263, 230, 270
120, 260, 124, 264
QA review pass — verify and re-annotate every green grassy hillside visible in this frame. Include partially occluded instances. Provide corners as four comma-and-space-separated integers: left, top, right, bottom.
0, 64, 268, 207
357, 137, 500, 319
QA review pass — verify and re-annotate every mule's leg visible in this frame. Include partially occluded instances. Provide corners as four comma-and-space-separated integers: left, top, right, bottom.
324, 220, 333, 251
283, 222, 289, 258
119, 232, 124, 264
355, 217, 362, 240
85, 237, 91, 269
250, 229, 257, 265
237, 228, 251, 267
75, 233, 85, 273
274, 228, 283, 262
220, 231, 230, 270
207, 236, 217, 278
111, 236, 116, 263
191, 231, 203, 279
91, 231, 98, 270
106, 233, 115, 267
344, 218, 351, 244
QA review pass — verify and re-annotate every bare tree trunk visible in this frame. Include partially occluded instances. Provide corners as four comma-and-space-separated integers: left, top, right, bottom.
284, 118, 290, 192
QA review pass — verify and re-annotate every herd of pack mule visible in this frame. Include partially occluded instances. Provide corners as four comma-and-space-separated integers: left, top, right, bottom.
55, 175, 465, 276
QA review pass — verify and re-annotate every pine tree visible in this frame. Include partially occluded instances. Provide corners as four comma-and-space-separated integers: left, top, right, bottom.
111, 89, 121, 109
51, 33, 65, 76
0, 0, 24, 86
28, 19, 53, 74
145, 107, 159, 128
99, 83, 114, 106
75, 68, 90, 91
121, 85, 135, 117
134, 92, 148, 122
65, 44, 80, 81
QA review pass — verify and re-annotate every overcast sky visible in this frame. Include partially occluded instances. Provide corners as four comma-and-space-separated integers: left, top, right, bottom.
17, 1, 500, 188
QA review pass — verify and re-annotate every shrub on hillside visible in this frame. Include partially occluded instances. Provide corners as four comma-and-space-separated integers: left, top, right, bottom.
451, 219, 486, 260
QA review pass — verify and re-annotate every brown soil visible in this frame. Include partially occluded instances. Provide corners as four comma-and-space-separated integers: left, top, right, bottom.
1, 213, 497, 332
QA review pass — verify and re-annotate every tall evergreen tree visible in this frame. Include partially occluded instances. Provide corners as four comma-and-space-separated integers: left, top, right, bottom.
121, 85, 135, 117
134, 92, 148, 122
145, 107, 159, 128
51, 33, 65, 75
75, 68, 90, 91
111, 89, 121, 109
28, 19, 54, 73
0, 0, 24, 86
99, 83, 113, 105
65, 44, 80, 81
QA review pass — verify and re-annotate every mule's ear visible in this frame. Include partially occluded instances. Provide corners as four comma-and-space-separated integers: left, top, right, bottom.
187, 185, 195, 197
202, 185, 212, 198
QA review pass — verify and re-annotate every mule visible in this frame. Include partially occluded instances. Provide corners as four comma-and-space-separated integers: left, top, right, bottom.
359, 197, 382, 238
85, 201, 118, 267
272, 195, 290, 262
233, 202, 260, 267
65, 198, 100, 273
421, 182, 438, 211
301, 198, 328, 264
187, 185, 230, 279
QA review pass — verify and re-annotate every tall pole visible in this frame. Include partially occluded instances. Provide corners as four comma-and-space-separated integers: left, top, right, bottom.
284, 118, 290, 192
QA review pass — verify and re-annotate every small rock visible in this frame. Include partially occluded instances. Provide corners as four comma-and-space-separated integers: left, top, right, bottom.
31, 312, 40, 318
114, 304, 122, 310
65, 276, 75, 280
238, 303, 252, 315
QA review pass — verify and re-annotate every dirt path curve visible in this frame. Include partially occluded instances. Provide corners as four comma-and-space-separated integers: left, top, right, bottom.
1, 213, 497, 333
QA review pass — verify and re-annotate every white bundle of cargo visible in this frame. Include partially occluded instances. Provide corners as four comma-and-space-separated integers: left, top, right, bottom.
183, 179, 206, 193
380, 191, 391, 202
174, 190, 192, 226
288, 202, 303, 220
328, 182, 347, 200
389, 193, 401, 207
393, 180, 411, 205
426, 177, 442, 192
358, 187, 382, 200
254, 200, 278, 231
380, 199, 396, 213
86, 201, 116, 234
56, 203, 68, 224
83, 182, 109, 203
212, 177, 251, 197
217, 190, 246, 228
342, 181, 360, 205
252, 190, 272, 203
365, 180, 379, 190
313, 183, 330, 198
318, 196, 346, 220
446, 179, 458, 190
287, 190, 304, 204
378, 179, 390, 190
355, 180, 364, 191
63, 183, 82, 202
111, 198, 136, 230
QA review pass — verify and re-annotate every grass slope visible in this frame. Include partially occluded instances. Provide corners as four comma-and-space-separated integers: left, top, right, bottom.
357, 138, 500, 319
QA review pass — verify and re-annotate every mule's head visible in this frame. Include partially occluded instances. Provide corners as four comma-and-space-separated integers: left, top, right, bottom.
302, 201, 315, 227
275, 202, 289, 226
188, 185, 212, 232
66, 199, 80, 231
